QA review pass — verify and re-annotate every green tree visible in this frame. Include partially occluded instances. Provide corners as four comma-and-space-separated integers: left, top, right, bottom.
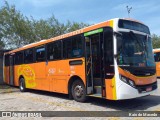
0, 40, 5, 49
66, 21, 89, 32
152, 34, 160, 49
0, 1, 89, 49
0, 1, 32, 48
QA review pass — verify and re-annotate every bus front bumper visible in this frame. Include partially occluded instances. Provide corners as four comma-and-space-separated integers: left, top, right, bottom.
116, 81, 157, 100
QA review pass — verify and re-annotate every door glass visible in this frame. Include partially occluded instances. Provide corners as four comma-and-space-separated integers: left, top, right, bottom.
90, 34, 101, 78
85, 33, 102, 87
85, 37, 92, 87
9, 55, 14, 85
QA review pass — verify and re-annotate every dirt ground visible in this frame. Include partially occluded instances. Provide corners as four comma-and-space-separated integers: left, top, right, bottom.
0, 80, 160, 120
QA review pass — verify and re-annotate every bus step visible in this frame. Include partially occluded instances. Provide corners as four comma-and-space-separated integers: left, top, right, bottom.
94, 86, 101, 94
88, 93, 102, 98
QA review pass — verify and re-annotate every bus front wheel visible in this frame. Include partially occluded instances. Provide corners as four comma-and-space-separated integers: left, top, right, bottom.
71, 80, 87, 102
19, 78, 26, 92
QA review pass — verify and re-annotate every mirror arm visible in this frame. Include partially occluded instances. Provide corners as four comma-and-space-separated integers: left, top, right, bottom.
114, 31, 122, 36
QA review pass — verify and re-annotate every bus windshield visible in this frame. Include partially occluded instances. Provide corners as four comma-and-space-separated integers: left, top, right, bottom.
117, 32, 155, 67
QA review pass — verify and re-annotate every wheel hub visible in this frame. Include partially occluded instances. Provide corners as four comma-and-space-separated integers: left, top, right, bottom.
20, 81, 23, 90
74, 85, 83, 97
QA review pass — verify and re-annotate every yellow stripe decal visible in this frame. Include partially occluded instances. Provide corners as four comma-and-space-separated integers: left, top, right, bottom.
110, 20, 114, 28
112, 76, 117, 100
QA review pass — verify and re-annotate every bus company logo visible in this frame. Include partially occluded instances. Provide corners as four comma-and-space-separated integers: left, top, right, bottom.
48, 68, 56, 74
2, 112, 11, 117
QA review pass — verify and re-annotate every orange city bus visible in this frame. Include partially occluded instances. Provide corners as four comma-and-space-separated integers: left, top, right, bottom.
153, 48, 160, 77
3, 18, 157, 102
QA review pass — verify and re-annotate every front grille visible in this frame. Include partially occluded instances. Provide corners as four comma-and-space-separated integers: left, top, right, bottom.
136, 81, 157, 93
133, 69, 156, 76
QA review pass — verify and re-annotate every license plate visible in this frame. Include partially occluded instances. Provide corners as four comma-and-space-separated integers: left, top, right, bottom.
146, 87, 152, 92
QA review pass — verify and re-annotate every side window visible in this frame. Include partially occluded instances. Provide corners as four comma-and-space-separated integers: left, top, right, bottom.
63, 39, 72, 58
104, 28, 114, 65
24, 49, 34, 63
54, 41, 61, 59
4, 54, 9, 66
15, 51, 23, 65
154, 52, 160, 62
72, 36, 83, 57
103, 27, 114, 79
63, 35, 83, 59
47, 41, 61, 60
47, 43, 54, 60
36, 46, 45, 62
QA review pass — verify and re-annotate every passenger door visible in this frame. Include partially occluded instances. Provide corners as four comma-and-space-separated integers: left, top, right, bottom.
85, 28, 104, 97
9, 55, 14, 85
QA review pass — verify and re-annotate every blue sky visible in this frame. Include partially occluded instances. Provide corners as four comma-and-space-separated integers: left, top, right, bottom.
0, 0, 160, 35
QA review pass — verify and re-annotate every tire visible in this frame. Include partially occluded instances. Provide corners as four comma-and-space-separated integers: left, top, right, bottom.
71, 80, 87, 102
19, 77, 26, 92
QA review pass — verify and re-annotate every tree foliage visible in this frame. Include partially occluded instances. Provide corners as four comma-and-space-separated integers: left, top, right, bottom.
0, 1, 89, 49
152, 34, 160, 49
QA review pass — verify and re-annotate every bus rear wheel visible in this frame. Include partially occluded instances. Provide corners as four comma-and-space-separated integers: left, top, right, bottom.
19, 78, 26, 92
71, 80, 87, 102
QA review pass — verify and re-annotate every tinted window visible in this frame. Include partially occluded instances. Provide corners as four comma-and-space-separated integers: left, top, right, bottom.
118, 19, 150, 34
72, 36, 83, 57
104, 27, 114, 79
15, 52, 23, 65
47, 41, 61, 60
63, 35, 83, 59
63, 39, 72, 58
4, 54, 9, 66
154, 52, 160, 62
36, 46, 45, 62
24, 49, 34, 63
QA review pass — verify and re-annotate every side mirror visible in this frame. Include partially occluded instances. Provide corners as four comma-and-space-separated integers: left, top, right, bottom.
114, 31, 122, 36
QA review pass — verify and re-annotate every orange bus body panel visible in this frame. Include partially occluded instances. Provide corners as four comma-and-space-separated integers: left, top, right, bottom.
105, 79, 113, 99
153, 49, 160, 77
156, 62, 160, 77
4, 66, 9, 84
11, 58, 85, 94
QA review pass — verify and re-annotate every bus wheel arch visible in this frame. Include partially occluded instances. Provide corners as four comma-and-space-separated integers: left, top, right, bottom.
19, 76, 26, 92
68, 76, 87, 102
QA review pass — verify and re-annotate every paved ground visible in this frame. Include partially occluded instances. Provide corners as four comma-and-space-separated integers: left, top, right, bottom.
0, 79, 160, 120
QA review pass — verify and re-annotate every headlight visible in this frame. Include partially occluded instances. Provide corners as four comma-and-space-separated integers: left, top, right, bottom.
121, 76, 127, 83
128, 79, 135, 87
119, 75, 136, 88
